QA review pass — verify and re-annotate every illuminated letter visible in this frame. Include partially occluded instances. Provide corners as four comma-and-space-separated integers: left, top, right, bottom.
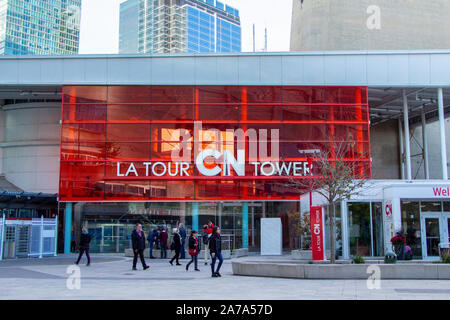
125, 163, 138, 177
117, 162, 125, 177
260, 162, 276, 176
223, 149, 245, 176
196, 149, 221, 176
180, 162, 190, 176
143, 162, 152, 176
152, 162, 167, 177
251, 162, 260, 176
276, 162, 292, 176
168, 162, 179, 176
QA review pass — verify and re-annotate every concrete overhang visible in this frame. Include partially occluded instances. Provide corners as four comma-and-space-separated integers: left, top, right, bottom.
0, 50, 449, 125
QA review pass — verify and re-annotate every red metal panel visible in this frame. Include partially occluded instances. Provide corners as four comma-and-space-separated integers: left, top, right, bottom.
59, 85, 371, 201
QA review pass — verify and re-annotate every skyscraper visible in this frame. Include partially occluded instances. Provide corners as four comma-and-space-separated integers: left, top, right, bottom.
119, 0, 241, 54
291, 0, 450, 51
0, 0, 81, 55
119, 0, 139, 54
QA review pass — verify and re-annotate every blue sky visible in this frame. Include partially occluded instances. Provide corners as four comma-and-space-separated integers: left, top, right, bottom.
79, 0, 293, 54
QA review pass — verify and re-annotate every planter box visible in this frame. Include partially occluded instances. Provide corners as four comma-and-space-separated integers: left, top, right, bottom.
232, 248, 249, 258
291, 250, 312, 260
232, 260, 450, 279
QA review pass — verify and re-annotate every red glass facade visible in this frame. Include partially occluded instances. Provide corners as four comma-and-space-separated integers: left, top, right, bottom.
59, 85, 371, 201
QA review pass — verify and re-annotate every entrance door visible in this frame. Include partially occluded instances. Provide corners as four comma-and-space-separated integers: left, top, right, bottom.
101, 225, 126, 253
420, 213, 450, 260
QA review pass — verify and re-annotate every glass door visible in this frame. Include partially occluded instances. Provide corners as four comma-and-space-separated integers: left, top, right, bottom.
421, 213, 441, 260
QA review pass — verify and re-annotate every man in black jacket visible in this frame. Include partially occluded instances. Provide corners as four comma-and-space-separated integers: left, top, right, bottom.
74, 227, 91, 266
209, 226, 223, 277
169, 227, 182, 266
132, 224, 149, 271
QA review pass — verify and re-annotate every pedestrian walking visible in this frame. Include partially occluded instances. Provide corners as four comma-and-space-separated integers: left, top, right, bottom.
74, 227, 91, 266
131, 224, 149, 271
160, 227, 168, 258
203, 220, 215, 265
169, 227, 182, 266
186, 230, 200, 271
179, 223, 187, 259
147, 228, 160, 259
209, 226, 223, 278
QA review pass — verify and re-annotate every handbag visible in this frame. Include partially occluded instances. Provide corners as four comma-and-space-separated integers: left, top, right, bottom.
170, 242, 175, 251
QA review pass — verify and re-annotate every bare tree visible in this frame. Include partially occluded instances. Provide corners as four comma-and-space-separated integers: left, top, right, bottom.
285, 138, 370, 263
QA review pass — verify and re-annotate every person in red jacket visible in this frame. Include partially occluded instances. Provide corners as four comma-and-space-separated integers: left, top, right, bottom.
203, 220, 215, 265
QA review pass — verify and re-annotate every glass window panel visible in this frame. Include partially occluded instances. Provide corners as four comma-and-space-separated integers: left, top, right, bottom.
421, 201, 442, 212
348, 202, 371, 256
401, 201, 422, 258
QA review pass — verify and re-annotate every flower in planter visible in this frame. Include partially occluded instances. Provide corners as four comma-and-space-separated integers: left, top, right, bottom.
391, 232, 406, 245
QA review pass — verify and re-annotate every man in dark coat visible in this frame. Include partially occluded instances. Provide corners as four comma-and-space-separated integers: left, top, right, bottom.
147, 229, 160, 259
74, 227, 91, 266
169, 227, 182, 266
209, 226, 223, 277
179, 223, 187, 259
131, 224, 149, 271
160, 227, 169, 258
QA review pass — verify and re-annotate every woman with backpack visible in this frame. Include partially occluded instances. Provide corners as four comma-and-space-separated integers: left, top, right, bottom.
169, 227, 182, 266
209, 226, 223, 278
186, 230, 200, 271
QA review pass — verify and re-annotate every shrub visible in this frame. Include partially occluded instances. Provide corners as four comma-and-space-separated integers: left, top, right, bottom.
440, 251, 450, 264
352, 255, 365, 264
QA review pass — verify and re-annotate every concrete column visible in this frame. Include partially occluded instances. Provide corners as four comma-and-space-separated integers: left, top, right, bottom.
403, 90, 412, 180
192, 202, 199, 233
438, 88, 448, 180
0, 214, 5, 261
340, 201, 349, 259
398, 118, 405, 180
64, 203, 73, 254
421, 107, 430, 179
242, 202, 249, 249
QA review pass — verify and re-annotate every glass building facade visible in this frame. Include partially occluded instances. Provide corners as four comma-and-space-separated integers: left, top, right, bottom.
119, 0, 241, 54
119, 0, 139, 54
0, 0, 81, 55
60, 85, 370, 253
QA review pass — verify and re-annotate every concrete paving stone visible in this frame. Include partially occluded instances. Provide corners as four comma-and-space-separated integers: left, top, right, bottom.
1, 254, 450, 300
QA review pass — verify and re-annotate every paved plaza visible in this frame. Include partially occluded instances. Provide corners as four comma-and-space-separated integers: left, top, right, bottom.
0, 254, 449, 300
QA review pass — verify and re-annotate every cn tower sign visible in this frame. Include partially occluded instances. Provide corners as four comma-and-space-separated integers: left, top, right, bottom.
310, 206, 325, 261
115, 121, 313, 179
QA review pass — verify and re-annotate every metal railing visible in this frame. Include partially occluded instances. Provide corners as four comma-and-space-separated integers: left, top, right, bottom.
0, 215, 57, 260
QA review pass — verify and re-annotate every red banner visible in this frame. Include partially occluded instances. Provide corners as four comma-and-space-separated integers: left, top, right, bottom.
310, 206, 325, 261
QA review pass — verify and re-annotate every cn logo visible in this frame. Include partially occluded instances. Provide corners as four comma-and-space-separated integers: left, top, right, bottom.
313, 224, 321, 235
385, 201, 392, 219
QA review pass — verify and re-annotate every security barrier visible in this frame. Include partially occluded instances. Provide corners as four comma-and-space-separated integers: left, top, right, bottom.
0, 215, 58, 260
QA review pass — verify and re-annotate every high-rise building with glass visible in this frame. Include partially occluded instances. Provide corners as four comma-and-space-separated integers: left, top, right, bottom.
0, 0, 81, 55
119, 0, 241, 54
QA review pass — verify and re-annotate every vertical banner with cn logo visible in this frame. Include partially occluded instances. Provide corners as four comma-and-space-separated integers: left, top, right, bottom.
310, 206, 325, 261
